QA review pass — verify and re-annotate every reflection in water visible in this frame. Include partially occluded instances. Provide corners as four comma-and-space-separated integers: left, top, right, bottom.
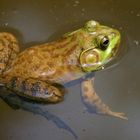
0, 73, 96, 139
0, 90, 78, 139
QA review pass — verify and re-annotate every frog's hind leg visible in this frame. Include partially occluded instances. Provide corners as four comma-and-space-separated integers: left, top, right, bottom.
81, 78, 128, 120
5, 77, 65, 103
0, 32, 19, 75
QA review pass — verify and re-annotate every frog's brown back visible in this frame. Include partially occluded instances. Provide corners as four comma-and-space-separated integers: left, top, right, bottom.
2, 35, 84, 84
0, 32, 19, 75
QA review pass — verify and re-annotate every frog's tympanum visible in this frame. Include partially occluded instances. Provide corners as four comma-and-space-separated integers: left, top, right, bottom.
0, 20, 127, 120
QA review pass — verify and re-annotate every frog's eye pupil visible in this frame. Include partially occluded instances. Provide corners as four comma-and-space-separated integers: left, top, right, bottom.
100, 37, 109, 50
103, 39, 109, 46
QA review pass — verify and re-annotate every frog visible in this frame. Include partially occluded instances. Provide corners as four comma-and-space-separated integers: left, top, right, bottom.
0, 20, 127, 120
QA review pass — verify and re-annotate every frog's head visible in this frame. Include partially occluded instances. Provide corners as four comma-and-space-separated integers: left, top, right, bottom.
79, 20, 121, 72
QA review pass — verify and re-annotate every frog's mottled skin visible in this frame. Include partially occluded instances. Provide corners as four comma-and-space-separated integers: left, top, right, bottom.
0, 20, 127, 120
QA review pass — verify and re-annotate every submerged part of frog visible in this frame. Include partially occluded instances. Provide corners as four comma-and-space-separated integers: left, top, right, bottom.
81, 77, 127, 120
0, 20, 127, 120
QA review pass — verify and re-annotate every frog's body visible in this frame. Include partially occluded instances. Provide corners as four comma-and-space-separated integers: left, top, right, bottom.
0, 20, 127, 120
1, 35, 84, 84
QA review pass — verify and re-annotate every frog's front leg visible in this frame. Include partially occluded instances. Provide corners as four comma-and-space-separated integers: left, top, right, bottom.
81, 77, 128, 120
5, 77, 65, 103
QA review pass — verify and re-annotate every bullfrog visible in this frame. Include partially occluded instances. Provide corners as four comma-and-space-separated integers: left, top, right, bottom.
0, 20, 127, 120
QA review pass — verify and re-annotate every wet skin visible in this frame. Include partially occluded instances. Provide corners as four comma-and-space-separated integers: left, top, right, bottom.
0, 20, 127, 120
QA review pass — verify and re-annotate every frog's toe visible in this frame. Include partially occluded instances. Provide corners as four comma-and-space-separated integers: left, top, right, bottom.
45, 85, 64, 103
107, 111, 128, 120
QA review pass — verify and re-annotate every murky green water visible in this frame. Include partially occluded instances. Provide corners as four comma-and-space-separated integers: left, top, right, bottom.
0, 0, 140, 140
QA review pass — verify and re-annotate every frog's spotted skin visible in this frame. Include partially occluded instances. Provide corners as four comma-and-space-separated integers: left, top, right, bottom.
0, 20, 127, 120
0, 33, 19, 74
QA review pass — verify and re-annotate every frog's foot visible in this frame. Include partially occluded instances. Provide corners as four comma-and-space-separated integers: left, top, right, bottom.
81, 78, 128, 120
5, 77, 65, 103
0, 32, 19, 74
106, 111, 128, 120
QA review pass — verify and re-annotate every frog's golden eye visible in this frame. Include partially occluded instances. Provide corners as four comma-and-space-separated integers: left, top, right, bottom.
100, 36, 110, 50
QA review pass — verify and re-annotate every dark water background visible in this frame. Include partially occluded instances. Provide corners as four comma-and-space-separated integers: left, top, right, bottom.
0, 0, 140, 140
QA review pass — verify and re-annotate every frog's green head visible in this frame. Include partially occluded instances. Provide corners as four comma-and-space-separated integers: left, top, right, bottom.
79, 20, 121, 72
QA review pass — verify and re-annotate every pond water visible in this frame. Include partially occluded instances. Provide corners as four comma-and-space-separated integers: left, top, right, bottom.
0, 0, 140, 140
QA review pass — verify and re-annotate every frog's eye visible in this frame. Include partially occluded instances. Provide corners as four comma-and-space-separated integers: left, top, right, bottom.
85, 20, 100, 32
100, 36, 110, 50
